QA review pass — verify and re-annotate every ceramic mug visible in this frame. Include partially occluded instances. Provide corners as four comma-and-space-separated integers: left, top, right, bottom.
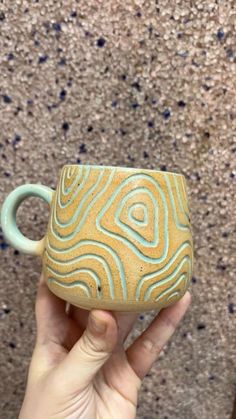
1, 164, 193, 312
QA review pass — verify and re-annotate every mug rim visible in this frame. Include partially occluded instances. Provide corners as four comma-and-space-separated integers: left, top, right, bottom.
63, 164, 185, 178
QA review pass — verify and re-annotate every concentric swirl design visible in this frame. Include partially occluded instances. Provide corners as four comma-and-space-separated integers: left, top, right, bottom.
43, 165, 193, 310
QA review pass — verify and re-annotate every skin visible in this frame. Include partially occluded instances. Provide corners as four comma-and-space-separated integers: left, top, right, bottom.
19, 273, 191, 419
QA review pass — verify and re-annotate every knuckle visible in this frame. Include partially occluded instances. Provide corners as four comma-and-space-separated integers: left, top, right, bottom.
141, 338, 162, 354
79, 332, 110, 361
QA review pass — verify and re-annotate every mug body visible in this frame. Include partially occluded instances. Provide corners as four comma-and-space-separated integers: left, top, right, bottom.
43, 164, 193, 311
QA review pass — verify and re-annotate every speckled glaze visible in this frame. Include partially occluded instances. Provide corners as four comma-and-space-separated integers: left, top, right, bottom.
1, 164, 193, 312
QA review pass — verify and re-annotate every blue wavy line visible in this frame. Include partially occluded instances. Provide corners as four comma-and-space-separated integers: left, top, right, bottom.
47, 264, 101, 298
135, 241, 192, 300
67, 167, 77, 179
56, 168, 103, 222
61, 166, 84, 196
47, 276, 91, 297
115, 188, 159, 246
128, 203, 148, 226
66, 167, 72, 179
164, 174, 190, 231
53, 169, 112, 233
144, 255, 191, 301
96, 173, 169, 263
155, 273, 187, 302
47, 168, 129, 299
45, 249, 114, 299
174, 176, 190, 223
166, 291, 181, 302
59, 166, 90, 208
46, 236, 127, 300
180, 176, 190, 214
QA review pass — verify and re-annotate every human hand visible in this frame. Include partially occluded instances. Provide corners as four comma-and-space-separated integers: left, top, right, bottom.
19, 272, 191, 419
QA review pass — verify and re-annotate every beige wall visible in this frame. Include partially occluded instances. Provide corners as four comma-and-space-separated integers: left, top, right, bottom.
0, 2, 235, 418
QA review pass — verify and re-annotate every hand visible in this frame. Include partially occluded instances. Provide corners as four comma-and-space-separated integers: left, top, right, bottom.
19, 272, 191, 419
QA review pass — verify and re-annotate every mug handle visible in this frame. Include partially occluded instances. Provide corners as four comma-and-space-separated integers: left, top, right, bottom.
1, 184, 54, 256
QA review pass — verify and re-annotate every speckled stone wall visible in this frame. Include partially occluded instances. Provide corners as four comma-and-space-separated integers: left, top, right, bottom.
0, 2, 236, 418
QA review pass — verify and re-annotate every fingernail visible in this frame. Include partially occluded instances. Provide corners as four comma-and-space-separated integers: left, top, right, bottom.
90, 314, 107, 334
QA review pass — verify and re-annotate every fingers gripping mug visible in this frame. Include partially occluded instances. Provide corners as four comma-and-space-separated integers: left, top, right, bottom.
1, 165, 193, 312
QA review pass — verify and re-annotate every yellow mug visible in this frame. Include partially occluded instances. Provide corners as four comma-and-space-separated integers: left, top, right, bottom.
1, 164, 193, 312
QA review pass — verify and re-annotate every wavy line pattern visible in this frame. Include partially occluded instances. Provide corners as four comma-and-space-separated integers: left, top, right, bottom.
128, 203, 148, 226
48, 276, 91, 297
44, 165, 193, 310
61, 165, 85, 196
164, 173, 190, 232
96, 173, 169, 262
135, 241, 192, 301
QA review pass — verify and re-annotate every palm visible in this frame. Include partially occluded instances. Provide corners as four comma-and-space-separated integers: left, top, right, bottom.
63, 308, 140, 419
93, 356, 138, 419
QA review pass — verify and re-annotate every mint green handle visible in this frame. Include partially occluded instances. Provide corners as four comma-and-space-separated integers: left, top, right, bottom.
1, 184, 54, 256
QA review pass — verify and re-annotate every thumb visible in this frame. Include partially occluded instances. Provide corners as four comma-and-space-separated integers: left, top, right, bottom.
56, 310, 118, 390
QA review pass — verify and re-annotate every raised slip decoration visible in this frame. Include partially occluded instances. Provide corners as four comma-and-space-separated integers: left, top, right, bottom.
1, 164, 193, 312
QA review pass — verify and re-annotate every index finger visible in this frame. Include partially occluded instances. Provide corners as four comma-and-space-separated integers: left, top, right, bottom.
126, 291, 191, 380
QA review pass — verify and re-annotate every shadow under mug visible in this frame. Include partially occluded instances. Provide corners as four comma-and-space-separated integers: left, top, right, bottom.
1, 164, 193, 312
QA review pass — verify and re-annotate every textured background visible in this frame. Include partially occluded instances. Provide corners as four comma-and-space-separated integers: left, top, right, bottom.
0, 1, 236, 418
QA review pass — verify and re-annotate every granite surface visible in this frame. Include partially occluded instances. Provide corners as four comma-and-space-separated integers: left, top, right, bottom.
0, 1, 236, 418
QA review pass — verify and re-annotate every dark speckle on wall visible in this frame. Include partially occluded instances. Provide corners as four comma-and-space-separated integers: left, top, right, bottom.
111, 100, 118, 108
2, 94, 12, 104
62, 122, 70, 132
228, 303, 234, 314
59, 89, 67, 101
119, 128, 126, 136
162, 109, 171, 120
178, 100, 186, 108
131, 81, 142, 92
12, 134, 21, 148
216, 258, 227, 271
4, 307, 11, 314
160, 165, 167, 171
217, 28, 225, 41
226, 48, 234, 59
79, 143, 87, 154
4, 171, 11, 177
8, 342, 16, 349
58, 57, 66, 66
197, 323, 206, 330
97, 37, 106, 48
7, 52, 14, 60
52, 22, 62, 32
131, 102, 140, 109
38, 55, 49, 64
